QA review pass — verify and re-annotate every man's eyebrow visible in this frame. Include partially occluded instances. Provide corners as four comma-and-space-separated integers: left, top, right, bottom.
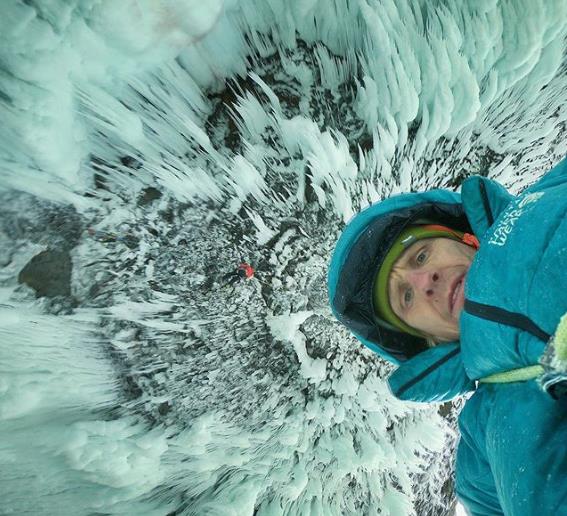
389, 270, 406, 314
402, 242, 426, 267
397, 246, 414, 267
395, 288, 404, 314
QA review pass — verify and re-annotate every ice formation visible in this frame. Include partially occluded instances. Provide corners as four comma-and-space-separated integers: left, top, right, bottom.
1, 1, 567, 515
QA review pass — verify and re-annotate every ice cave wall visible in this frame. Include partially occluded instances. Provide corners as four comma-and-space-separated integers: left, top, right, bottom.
1, 1, 567, 515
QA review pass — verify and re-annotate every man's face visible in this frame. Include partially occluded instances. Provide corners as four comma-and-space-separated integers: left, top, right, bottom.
387, 237, 477, 342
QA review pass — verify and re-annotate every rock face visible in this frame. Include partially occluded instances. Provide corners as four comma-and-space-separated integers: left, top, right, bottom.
19, 249, 72, 298
2, 186, 459, 515
1, 193, 83, 251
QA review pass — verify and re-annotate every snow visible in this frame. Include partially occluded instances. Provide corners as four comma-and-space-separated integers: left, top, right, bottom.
267, 310, 327, 383
454, 501, 468, 516
1, 0, 567, 514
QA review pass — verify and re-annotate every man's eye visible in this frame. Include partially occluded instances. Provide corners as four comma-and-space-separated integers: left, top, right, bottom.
416, 250, 427, 265
404, 288, 413, 307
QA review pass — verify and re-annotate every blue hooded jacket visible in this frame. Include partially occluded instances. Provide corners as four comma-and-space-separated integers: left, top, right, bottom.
328, 157, 567, 515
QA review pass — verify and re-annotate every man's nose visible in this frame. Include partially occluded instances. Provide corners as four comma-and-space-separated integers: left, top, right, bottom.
408, 270, 439, 296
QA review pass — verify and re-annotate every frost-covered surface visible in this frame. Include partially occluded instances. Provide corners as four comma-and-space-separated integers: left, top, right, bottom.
1, 1, 567, 515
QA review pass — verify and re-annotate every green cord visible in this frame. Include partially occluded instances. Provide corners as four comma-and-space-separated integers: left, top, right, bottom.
555, 314, 567, 362
479, 365, 544, 384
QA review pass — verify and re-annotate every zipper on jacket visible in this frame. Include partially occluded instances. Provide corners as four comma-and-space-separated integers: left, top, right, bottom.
464, 300, 551, 342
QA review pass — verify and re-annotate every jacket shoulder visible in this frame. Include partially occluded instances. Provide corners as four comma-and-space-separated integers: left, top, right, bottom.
457, 381, 567, 515
461, 176, 514, 238
387, 344, 474, 402
526, 155, 567, 193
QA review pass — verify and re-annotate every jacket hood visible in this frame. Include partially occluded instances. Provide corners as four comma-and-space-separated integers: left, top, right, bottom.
328, 177, 516, 403
328, 188, 471, 364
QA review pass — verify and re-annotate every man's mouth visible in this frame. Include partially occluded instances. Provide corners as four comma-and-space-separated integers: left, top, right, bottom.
448, 274, 465, 315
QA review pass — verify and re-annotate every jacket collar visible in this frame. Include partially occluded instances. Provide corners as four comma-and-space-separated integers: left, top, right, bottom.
388, 343, 475, 402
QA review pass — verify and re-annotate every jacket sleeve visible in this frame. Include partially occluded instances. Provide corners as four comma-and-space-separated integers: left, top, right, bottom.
455, 392, 505, 516
483, 381, 567, 516
456, 381, 567, 516
526, 155, 567, 193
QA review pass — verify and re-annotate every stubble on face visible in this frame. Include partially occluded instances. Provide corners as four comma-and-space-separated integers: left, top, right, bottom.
388, 238, 477, 343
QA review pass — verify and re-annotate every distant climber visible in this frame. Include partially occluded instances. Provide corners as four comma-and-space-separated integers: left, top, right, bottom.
222, 262, 255, 286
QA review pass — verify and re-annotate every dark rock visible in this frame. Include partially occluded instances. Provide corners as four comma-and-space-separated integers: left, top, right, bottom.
18, 249, 72, 298
138, 187, 163, 206
158, 402, 170, 416
0, 193, 83, 251
159, 208, 174, 223
121, 233, 139, 249
438, 401, 454, 418
120, 155, 143, 169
